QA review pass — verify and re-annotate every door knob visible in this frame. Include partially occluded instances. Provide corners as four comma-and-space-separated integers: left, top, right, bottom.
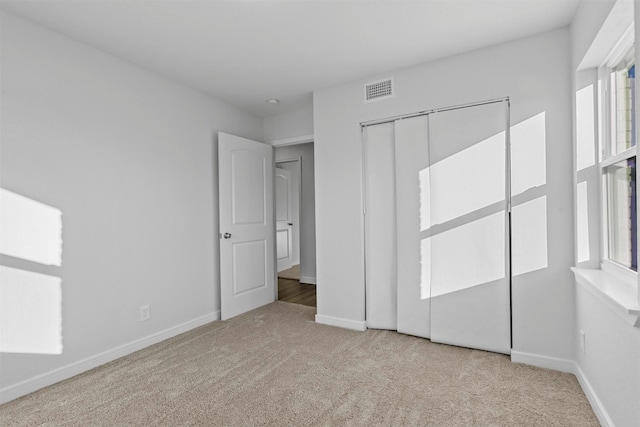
288, 223, 293, 226
224, 233, 232, 239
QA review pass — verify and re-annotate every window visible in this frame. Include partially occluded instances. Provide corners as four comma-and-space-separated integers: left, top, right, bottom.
600, 36, 636, 273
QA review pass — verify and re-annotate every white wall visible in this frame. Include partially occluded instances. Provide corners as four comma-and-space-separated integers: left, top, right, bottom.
314, 28, 575, 355
0, 13, 262, 401
275, 143, 317, 283
571, 1, 640, 425
263, 105, 314, 143
575, 285, 640, 426
570, 0, 617, 69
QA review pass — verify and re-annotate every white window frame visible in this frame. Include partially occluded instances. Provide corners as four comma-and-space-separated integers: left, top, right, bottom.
598, 24, 636, 278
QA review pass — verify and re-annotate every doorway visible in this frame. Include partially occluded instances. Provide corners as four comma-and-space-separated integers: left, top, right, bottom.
274, 142, 317, 307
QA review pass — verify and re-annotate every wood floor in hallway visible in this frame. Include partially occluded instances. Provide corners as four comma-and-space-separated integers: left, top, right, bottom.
278, 277, 316, 307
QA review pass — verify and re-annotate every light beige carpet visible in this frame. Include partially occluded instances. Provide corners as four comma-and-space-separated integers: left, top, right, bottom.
0, 302, 597, 426
278, 264, 300, 280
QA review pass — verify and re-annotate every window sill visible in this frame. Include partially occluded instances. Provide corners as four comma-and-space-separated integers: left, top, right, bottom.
571, 267, 640, 327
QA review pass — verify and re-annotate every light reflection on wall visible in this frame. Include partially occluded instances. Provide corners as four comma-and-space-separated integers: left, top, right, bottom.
428, 132, 505, 226
0, 188, 63, 355
0, 266, 62, 354
512, 196, 549, 276
0, 189, 62, 266
428, 211, 506, 298
511, 112, 547, 196
420, 237, 430, 300
576, 181, 591, 263
510, 112, 550, 276
418, 128, 508, 301
418, 111, 550, 299
576, 85, 596, 171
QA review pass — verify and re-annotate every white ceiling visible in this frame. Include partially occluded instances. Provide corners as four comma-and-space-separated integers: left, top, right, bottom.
0, 0, 581, 117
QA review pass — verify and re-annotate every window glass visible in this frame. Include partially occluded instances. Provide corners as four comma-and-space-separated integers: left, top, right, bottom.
606, 157, 637, 271
610, 60, 635, 154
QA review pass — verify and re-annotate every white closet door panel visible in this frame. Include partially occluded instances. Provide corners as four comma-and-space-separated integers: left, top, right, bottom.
429, 210, 510, 352
429, 132, 506, 225
364, 123, 397, 330
394, 116, 431, 338
430, 211, 505, 297
428, 101, 510, 354
430, 278, 511, 353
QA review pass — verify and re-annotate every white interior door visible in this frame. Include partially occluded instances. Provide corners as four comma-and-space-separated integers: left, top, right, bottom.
427, 101, 510, 354
218, 132, 275, 320
275, 167, 294, 272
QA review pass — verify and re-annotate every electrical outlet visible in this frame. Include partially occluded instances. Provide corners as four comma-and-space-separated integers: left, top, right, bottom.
580, 330, 586, 354
140, 304, 150, 321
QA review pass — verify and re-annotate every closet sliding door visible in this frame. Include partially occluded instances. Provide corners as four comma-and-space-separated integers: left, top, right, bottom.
363, 99, 511, 354
395, 116, 431, 338
363, 123, 397, 330
366, 116, 433, 337
427, 101, 510, 354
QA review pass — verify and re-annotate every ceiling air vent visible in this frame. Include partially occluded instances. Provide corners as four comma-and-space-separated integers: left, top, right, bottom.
365, 77, 394, 103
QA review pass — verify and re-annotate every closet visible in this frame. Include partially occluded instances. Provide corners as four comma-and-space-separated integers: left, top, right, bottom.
363, 99, 511, 354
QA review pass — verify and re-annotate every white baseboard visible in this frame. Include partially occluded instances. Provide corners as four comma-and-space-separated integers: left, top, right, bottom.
511, 351, 612, 426
315, 314, 366, 331
510, 350, 574, 373
0, 311, 220, 405
300, 276, 316, 285
574, 363, 614, 427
